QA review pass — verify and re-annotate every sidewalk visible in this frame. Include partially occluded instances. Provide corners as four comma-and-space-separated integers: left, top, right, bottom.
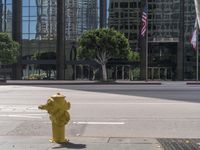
2, 80, 161, 85
0, 136, 163, 150
1, 80, 200, 86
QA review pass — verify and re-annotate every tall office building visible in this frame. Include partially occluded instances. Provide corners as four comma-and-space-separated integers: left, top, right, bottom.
6, 0, 99, 80
108, 0, 197, 80
109, 0, 140, 50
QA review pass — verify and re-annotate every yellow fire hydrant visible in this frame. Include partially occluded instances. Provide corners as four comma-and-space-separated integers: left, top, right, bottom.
38, 93, 70, 143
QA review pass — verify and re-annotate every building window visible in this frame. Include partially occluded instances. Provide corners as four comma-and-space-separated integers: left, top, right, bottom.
115, 2, 118, 8
120, 2, 128, 8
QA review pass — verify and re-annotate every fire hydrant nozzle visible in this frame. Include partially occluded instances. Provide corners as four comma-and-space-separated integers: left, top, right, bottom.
39, 93, 70, 143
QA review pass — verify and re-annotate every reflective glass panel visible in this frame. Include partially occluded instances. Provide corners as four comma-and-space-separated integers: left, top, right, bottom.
29, 21, 37, 33
30, 0, 37, 6
22, 21, 29, 33
30, 7, 37, 16
22, 0, 29, 6
6, 0, 12, 4
22, 7, 29, 17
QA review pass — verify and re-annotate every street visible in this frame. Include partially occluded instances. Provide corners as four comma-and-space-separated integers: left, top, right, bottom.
0, 83, 200, 149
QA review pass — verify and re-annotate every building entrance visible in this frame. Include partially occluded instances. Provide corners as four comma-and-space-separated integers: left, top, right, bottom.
148, 42, 177, 80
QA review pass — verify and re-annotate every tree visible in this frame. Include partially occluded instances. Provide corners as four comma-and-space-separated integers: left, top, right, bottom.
0, 33, 19, 79
128, 50, 140, 62
0, 33, 19, 65
78, 28, 131, 81
128, 50, 140, 80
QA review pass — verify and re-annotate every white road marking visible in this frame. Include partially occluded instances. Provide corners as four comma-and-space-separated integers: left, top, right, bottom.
73, 103, 197, 105
73, 122, 125, 125
0, 114, 43, 119
0, 105, 43, 113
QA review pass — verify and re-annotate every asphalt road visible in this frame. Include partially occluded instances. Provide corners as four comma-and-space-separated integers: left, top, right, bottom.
0, 83, 200, 139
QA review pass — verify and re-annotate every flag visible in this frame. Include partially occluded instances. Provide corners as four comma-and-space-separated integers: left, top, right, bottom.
190, 20, 198, 50
140, 4, 148, 37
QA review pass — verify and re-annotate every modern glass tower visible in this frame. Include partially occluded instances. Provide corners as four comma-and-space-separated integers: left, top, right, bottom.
2, 0, 99, 80
108, 0, 197, 80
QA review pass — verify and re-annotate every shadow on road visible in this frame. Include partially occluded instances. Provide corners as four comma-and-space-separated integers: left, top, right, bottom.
52, 142, 86, 149
25, 84, 200, 103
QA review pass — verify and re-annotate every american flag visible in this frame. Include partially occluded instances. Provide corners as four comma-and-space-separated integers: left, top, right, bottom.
140, 4, 148, 37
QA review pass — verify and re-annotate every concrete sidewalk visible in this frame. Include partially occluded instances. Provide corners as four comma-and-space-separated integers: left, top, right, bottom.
1, 80, 200, 86
1, 80, 162, 85
0, 136, 163, 150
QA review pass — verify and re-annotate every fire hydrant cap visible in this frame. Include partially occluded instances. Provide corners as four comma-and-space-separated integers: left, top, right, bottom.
51, 93, 65, 98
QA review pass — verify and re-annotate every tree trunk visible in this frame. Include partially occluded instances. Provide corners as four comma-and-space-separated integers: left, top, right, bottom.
101, 64, 107, 81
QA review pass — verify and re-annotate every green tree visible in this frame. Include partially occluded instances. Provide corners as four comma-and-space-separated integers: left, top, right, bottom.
128, 50, 140, 80
78, 28, 131, 81
128, 50, 140, 62
0, 33, 19, 65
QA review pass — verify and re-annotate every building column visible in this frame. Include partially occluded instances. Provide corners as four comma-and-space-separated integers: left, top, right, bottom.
177, 0, 184, 80
12, 0, 22, 79
100, 0, 107, 28
57, 0, 65, 80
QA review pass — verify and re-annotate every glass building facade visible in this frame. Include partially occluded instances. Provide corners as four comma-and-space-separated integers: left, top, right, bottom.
65, 0, 98, 40
0, 0, 12, 35
108, 0, 198, 80
13, 0, 98, 80
21, 0, 57, 79
0, 0, 198, 80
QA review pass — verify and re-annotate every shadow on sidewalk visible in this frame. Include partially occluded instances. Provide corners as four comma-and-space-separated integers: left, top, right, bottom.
52, 142, 86, 149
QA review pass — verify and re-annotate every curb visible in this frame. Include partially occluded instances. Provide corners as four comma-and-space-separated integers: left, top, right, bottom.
186, 82, 200, 85
0, 80, 162, 85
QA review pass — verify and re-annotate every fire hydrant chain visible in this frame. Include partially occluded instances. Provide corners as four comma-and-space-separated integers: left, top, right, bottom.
39, 93, 70, 143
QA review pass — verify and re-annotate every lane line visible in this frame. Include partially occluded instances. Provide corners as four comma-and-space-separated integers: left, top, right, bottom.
72, 103, 199, 105
73, 122, 125, 125
0, 114, 43, 119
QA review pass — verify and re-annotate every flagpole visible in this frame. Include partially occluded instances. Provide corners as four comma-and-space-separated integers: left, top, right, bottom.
197, 28, 199, 81
146, 23, 148, 81
146, 0, 148, 81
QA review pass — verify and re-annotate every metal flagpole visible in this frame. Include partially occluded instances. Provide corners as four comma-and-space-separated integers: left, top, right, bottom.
146, 0, 148, 81
146, 23, 148, 81
197, 28, 199, 81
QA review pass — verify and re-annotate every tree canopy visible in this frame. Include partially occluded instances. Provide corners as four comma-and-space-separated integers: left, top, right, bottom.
0, 33, 19, 64
78, 28, 131, 81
